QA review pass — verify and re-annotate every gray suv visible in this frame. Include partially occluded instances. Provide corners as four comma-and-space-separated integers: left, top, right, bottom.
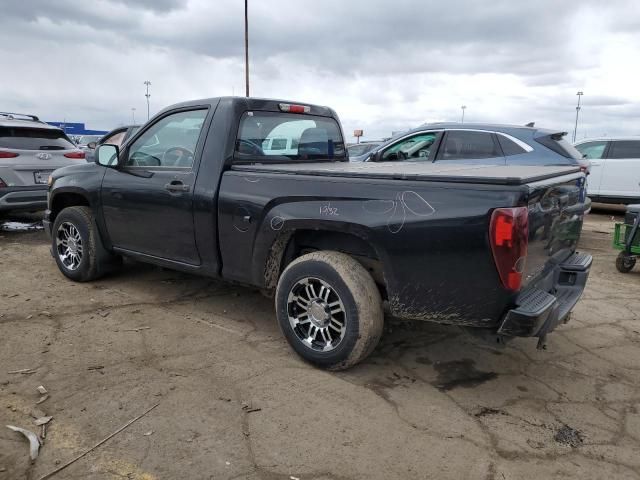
349, 123, 590, 173
0, 112, 85, 214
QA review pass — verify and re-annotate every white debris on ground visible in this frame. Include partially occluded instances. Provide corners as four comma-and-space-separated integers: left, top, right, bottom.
6, 425, 41, 461
0, 221, 44, 232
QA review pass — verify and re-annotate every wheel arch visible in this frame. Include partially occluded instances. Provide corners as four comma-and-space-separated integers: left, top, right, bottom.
261, 225, 389, 299
50, 188, 91, 223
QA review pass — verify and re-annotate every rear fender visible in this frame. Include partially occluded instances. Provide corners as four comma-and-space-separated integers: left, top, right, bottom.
251, 201, 390, 290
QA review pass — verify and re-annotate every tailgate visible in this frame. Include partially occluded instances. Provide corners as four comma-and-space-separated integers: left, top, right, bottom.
522, 172, 587, 287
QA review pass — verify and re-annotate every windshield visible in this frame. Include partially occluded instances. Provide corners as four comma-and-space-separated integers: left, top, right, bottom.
235, 112, 346, 162
0, 127, 76, 150
348, 143, 380, 156
77, 135, 101, 145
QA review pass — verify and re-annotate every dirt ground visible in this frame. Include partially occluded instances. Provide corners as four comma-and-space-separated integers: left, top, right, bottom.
1, 207, 639, 480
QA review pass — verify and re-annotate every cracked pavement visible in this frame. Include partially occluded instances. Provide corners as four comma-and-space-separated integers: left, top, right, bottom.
1, 209, 639, 479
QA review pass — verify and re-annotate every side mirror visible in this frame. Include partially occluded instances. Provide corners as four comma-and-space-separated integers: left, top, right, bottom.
87, 141, 97, 150
95, 144, 119, 167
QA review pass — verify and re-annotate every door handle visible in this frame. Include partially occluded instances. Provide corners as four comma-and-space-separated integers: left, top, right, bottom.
164, 181, 190, 192
590, 161, 601, 166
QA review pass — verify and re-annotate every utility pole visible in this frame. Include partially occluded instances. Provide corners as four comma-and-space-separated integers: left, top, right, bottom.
144, 81, 151, 121
573, 91, 583, 143
244, 0, 250, 97
131, 108, 136, 124
461, 105, 467, 124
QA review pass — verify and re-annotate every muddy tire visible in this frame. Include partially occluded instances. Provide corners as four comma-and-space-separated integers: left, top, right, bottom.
616, 252, 636, 273
275, 251, 384, 370
52, 206, 118, 282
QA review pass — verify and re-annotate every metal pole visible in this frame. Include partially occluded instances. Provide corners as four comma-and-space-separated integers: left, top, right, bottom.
131, 108, 136, 124
144, 81, 151, 121
244, 0, 250, 97
573, 91, 583, 143
461, 105, 466, 124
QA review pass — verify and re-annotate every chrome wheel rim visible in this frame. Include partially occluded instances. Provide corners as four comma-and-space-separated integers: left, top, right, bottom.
56, 222, 83, 271
287, 277, 346, 352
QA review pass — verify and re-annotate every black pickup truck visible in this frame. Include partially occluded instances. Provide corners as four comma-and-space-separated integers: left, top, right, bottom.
45, 97, 592, 370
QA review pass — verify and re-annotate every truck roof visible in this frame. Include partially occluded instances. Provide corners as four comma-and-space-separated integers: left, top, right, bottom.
232, 162, 581, 186
158, 96, 338, 118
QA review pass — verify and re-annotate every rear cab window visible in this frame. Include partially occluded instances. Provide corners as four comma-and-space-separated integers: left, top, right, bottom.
0, 127, 76, 151
234, 112, 346, 163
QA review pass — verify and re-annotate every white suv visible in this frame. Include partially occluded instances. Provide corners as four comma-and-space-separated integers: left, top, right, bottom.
575, 138, 640, 205
0, 112, 86, 214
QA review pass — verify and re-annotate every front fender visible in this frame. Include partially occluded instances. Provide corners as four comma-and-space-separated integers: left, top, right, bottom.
49, 166, 109, 246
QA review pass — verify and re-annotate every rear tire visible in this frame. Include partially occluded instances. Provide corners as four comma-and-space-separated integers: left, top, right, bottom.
616, 252, 636, 273
275, 251, 384, 370
52, 206, 118, 282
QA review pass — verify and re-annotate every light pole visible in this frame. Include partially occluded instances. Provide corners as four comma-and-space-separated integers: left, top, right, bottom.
131, 108, 136, 124
461, 105, 467, 123
244, 0, 250, 97
572, 91, 583, 143
144, 81, 151, 121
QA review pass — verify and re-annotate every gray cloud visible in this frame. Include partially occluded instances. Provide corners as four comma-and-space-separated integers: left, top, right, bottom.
0, 0, 638, 140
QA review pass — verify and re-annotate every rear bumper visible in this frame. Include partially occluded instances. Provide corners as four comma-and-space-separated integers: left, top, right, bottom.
0, 185, 48, 212
498, 252, 592, 338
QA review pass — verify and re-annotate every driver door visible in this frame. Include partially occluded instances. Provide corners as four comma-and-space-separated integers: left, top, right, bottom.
100, 108, 208, 265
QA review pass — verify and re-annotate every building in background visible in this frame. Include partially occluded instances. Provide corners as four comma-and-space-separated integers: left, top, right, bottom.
45, 121, 108, 137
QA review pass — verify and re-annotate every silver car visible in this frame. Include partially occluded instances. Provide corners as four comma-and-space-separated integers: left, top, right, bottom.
0, 112, 86, 214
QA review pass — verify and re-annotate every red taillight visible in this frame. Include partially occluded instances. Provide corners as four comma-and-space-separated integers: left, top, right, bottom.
278, 103, 311, 114
0, 151, 19, 158
0, 178, 7, 188
489, 207, 529, 292
64, 151, 85, 159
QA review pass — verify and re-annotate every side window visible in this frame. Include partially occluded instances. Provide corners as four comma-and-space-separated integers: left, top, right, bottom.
608, 141, 640, 159
126, 109, 207, 168
497, 135, 527, 156
103, 131, 126, 147
381, 133, 437, 161
438, 131, 500, 160
575, 141, 607, 159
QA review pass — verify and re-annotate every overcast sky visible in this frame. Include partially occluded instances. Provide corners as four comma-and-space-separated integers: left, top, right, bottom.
1, 0, 639, 141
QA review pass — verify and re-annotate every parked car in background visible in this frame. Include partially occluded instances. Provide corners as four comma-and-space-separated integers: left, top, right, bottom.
349, 123, 591, 173
84, 124, 140, 163
74, 134, 103, 151
347, 141, 382, 157
0, 112, 86, 214
46, 97, 591, 369
575, 138, 640, 204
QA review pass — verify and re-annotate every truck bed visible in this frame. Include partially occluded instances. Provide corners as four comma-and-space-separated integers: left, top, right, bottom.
232, 162, 581, 186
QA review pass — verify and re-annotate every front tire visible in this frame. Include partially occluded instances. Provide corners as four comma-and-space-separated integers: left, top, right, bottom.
275, 251, 384, 370
52, 206, 115, 282
616, 252, 636, 273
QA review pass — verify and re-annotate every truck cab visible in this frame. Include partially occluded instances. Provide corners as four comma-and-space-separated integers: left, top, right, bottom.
45, 97, 591, 370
